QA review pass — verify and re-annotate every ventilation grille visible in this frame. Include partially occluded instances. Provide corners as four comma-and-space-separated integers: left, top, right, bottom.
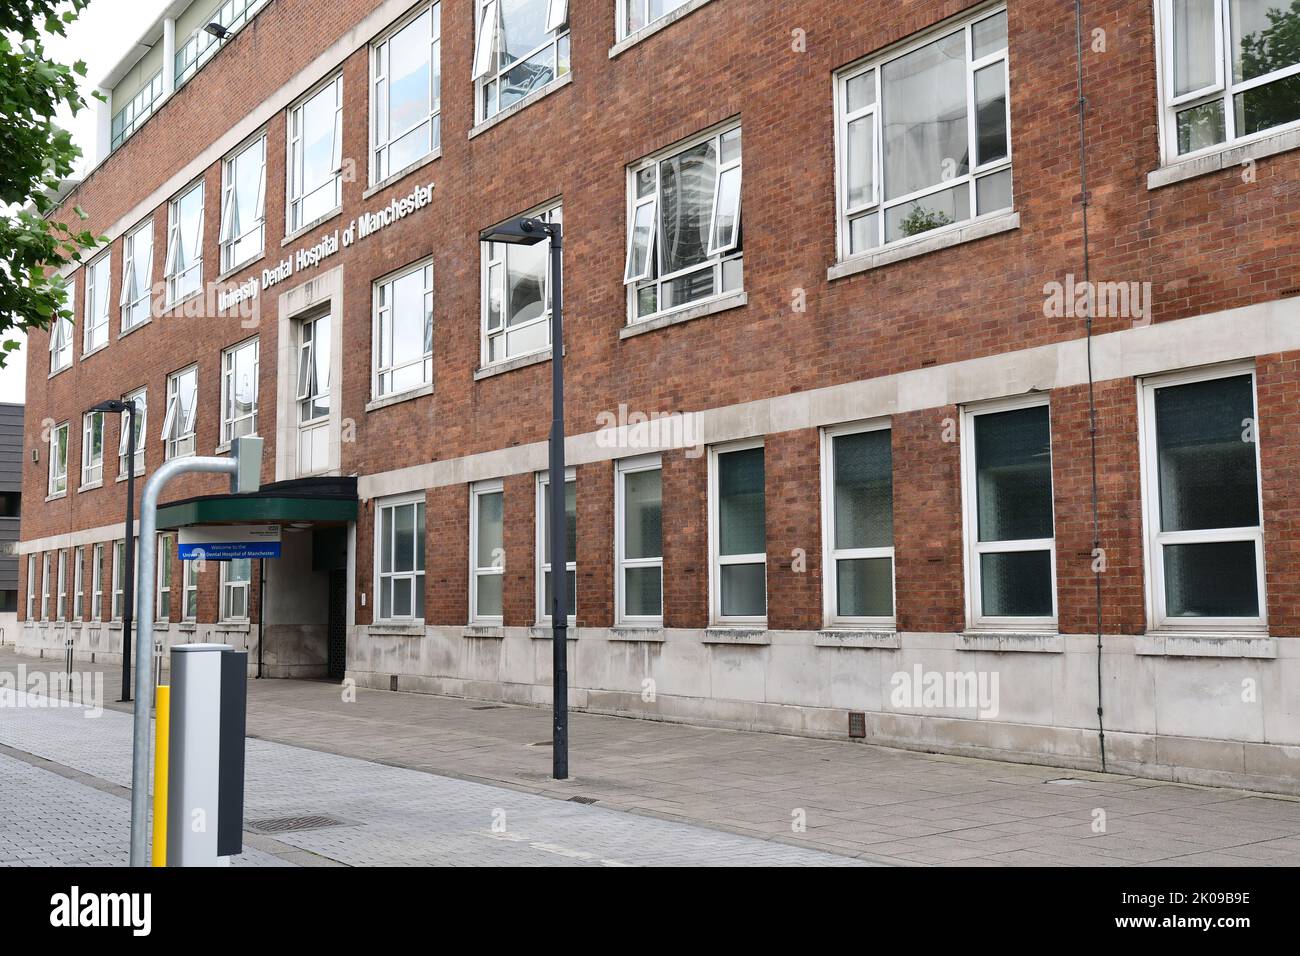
246, 814, 353, 835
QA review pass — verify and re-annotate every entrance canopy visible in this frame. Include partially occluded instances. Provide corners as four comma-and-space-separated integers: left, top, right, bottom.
156, 476, 358, 529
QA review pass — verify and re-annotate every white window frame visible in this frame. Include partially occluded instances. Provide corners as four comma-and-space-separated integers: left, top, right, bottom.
156, 533, 172, 622
615, 454, 663, 625
472, 0, 571, 123
708, 439, 767, 626
624, 121, 744, 325
25, 554, 36, 620
48, 421, 68, 497
481, 202, 559, 368
221, 336, 260, 444
1137, 363, 1267, 632
164, 180, 205, 307
1155, 0, 1300, 163
91, 543, 103, 620
296, 314, 330, 425
118, 388, 147, 478
72, 546, 84, 621
374, 494, 427, 623
49, 286, 73, 374
84, 251, 111, 354
821, 420, 896, 629
82, 410, 104, 488
287, 73, 343, 233
182, 559, 199, 622
120, 218, 154, 332
370, 2, 442, 185
55, 550, 67, 621
535, 469, 576, 624
112, 539, 128, 621
469, 480, 505, 624
40, 553, 50, 620
220, 560, 252, 622
373, 259, 434, 399
162, 365, 198, 460
220, 132, 267, 272
833, 5, 1012, 261
959, 394, 1058, 632
617, 0, 696, 41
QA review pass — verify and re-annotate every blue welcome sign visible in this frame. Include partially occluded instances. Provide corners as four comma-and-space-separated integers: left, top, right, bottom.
178, 524, 282, 560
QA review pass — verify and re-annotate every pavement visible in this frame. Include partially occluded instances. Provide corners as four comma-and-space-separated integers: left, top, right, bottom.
3, 646, 1300, 866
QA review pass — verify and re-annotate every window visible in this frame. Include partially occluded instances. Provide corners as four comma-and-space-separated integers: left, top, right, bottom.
220, 559, 251, 621
376, 496, 426, 622
482, 204, 559, 365
470, 481, 504, 622
1, 491, 18, 517
110, 68, 164, 151
374, 261, 433, 398
91, 543, 103, 620
835, 8, 1011, 258
823, 423, 895, 625
372, 2, 441, 183
288, 74, 343, 232
120, 219, 154, 331
41, 553, 50, 620
175, 0, 269, 88
182, 560, 199, 621
162, 366, 198, 460
118, 388, 146, 477
165, 182, 204, 306
961, 398, 1056, 628
472, 0, 570, 122
616, 456, 663, 623
536, 471, 576, 622
73, 547, 84, 620
222, 337, 259, 443
55, 551, 67, 620
25, 555, 35, 619
220, 134, 266, 272
1139, 367, 1265, 628
157, 534, 172, 621
710, 442, 766, 623
296, 314, 331, 476
619, 0, 693, 39
82, 411, 105, 487
1160, 0, 1300, 158
112, 540, 125, 620
84, 251, 110, 352
48, 421, 68, 497
625, 124, 743, 323
49, 285, 73, 374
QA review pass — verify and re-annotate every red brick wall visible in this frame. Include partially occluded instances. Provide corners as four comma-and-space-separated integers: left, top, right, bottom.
662, 449, 708, 629
426, 483, 468, 626
766, 428, 822, 631
1258, 352, 1300, 635
576, 461, 614, 628
502, 474, 535, 626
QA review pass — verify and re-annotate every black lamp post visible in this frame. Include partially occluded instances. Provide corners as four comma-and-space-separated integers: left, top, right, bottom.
90, 398, 137, 703
478, 215, 568, 779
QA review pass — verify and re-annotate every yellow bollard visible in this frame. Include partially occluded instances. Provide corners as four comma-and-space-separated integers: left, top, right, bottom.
151, 685, 170, 867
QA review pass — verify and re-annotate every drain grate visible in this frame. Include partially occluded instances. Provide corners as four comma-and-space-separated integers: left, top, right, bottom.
567, 795, 598, 805
246, 814, 353, 835
470, 705, 505, 710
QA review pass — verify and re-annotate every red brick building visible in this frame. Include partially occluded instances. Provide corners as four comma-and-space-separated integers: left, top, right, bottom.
16, 0, 1300, 791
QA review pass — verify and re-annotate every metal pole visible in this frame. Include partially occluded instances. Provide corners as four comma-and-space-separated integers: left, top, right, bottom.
129, 455, 238, 867
120, 404, 136, 702
257, 558, 265, 679
547, 223, 568, 781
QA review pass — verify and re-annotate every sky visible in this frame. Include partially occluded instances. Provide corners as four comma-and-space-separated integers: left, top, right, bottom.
0, 0, 173, 406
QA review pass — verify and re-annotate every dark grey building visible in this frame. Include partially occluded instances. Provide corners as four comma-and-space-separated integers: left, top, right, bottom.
0, 403, 22, 640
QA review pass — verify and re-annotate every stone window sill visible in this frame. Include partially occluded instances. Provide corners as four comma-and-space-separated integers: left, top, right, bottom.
474, 347, 552, 380
77, 481, 103, 494
609, 0, 716, 58
529, 624, 578, 640
814, 629, 899, 649
468, 73, 572, 140
702, 627, 769, 645
462, 624, 504, 639
216, 251, 267, 284
1136, 633, 1276, 659
957, 631, 1062, 653
362, 149, 442, 200
828, 210, 1020, 282
215, 621, 251, 633
282, 207, 343, 247
620, 291, 747, 339
118, 318, 152, 340
80, 342, 110, 363
1148, 126, 1300, 189
368, 621, 425, 638
366, 382, 433, 412
45, 491, 68, 503
48, 363, 71, 381
609, 625, 665, 642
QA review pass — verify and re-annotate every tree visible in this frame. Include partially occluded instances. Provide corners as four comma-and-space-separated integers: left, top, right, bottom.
0, 0, 101, 369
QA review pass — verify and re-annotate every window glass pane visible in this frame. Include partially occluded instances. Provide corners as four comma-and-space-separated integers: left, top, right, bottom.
1173, 0, 1219, 95
720, 563, 765, 617
476, 571, 502, 617
1233, 73, 1300, 138
1231, 0, 1300, 83
976, 169, 1013, 215
833, 430, 893, 550
881, 30, 968, 201
975, 405, 1053, 542
392, 576, 412, 618
659, 140, 716, 275
393, 503, 415, 573
500, 43, 554, 109
980, 550, 1052, 616
718, 447, 765, 556
380, 507, 394, 573
476, 491, 504, 567
299, 81, 338, 220
846, 116, 874, 208
1155, 375, 1259, 531
837, 556, 893, 617
624, 566, 663, 617
229, 558, 251, 583
974, 62, 1007, 166
627, 200, 656, 279
972, 10, 1008, 58
885, 182, 969, 242
507, 240, 546, 327
1164, 540, 1259, 617
500, 0, 551, 63
711, 164, 741, 251
1176, 100, 1227, 153
623, 468, 662, 559
388, 10, 432, 145
845, 69, 875, 111
849, 212, 879, 254
544, 568, 576, 617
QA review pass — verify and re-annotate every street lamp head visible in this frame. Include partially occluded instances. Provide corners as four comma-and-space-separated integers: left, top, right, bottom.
204, 21, 231, 40
89, 399, 128, 414
479, 216, 550, 245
